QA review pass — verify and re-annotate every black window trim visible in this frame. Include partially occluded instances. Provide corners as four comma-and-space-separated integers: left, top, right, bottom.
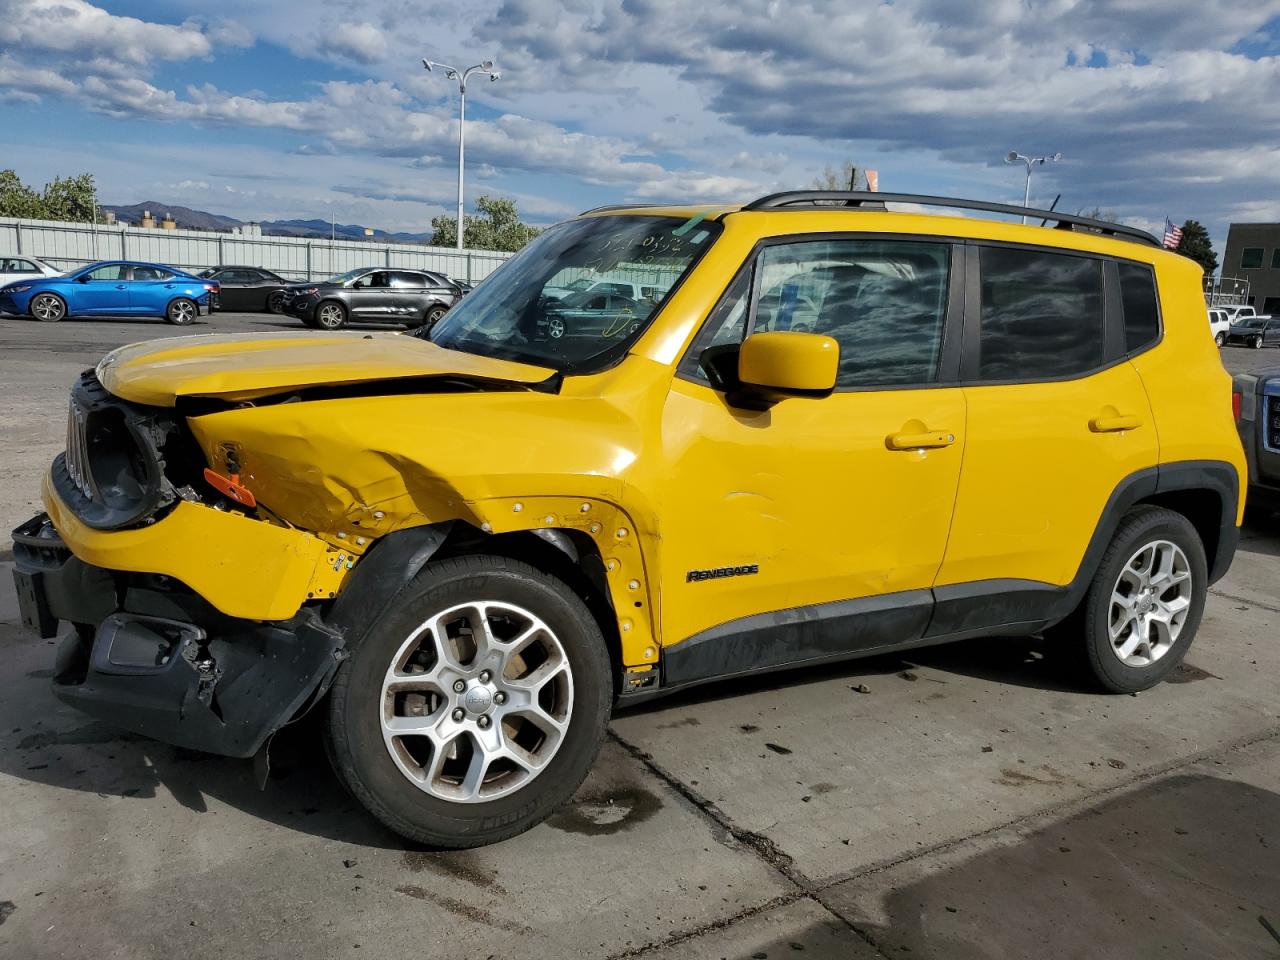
675, 230, 966, 394
957, 240, 1163, 387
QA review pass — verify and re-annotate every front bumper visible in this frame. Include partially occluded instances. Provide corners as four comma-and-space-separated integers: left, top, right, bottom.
12, 514, 345, 758
42, 468, 343, 621
283, 297, 317, 319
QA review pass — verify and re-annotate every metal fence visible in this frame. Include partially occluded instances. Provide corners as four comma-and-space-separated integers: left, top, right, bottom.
0, 216, 511, 284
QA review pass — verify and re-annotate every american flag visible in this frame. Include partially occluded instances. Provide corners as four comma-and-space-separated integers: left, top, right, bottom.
1163, 218, 1183, 250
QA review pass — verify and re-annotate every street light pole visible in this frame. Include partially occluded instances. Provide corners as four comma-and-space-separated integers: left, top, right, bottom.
1004, 151, 1062, 224
423, 58, 500, 251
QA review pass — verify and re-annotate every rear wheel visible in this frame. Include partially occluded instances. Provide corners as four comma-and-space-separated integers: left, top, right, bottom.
315, 300, 347, 330
166, 298, 197, 325
1214, 331, 1226, 346
267, 290, 286, 313
1075, 506, 1206, 693
1252, 335, 1263, 349
30, 293, 65, 322
324, 554, 611, 847
419, 304, 448, 331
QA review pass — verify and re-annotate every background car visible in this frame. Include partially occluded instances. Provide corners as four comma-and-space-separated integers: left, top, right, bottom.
1220, 304, 1257, 322
538, 289, 649, 340
1209, 307, 1230, 345
281, 267, 463, 330
0, 260, 217, 325
197, 265, 290, 313
0, 255, 62, 284
1226, 315, 1279, 349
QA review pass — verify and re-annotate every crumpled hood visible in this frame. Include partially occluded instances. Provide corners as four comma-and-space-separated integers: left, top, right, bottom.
95, 331, 557, 406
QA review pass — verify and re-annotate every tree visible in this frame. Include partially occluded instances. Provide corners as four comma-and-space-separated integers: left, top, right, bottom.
0, 169, 99, 222
42, 173, 98, 222
1175, 219, 1217, 275
430, 195, 541, 252
812, 161, 867, 191
0, 169, 46, 218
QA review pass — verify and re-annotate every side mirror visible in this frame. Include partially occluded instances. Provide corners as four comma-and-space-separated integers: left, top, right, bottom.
77, 274, 92, 283
729, 331, 839, 409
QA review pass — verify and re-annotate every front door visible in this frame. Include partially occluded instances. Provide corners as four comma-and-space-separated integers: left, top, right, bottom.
75, 263, 132, 313
347, 270, 394, 320
657, 236, 967, 682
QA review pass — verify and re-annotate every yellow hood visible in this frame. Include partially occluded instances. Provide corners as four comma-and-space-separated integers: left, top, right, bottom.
95, 331, 557, 406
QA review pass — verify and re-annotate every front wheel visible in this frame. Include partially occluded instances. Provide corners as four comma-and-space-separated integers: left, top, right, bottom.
167, 298, 197, 325
1215, 331, 1226, 346
30, 293, 66, 322
1075, 506, 1207, 693
315, 300, 347, 330
324, 554, 612, 847
1252, 335, 1263, 349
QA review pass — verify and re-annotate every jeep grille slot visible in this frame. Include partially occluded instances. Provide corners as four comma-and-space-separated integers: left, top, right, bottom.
1268, 395, 1280, 452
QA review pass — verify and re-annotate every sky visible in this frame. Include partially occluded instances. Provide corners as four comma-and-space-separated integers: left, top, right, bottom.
0, 0, 1278, 260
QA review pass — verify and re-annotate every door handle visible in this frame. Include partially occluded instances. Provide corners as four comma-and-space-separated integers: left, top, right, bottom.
114, 284, 127, 289
887, 430, 957, 450
164, 284, 175, 289
1089, 414, 1143, 433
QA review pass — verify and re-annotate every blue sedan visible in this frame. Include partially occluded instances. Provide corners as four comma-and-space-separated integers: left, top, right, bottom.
0, 260, 218, 325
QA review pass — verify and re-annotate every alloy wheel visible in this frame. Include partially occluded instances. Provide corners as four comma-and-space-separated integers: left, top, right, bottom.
1108, 539, 1192, 667
32, 294, 64, 321
380, 600, 574, 803
318, 303, 345, 329
548, 317, 565, 339
169, 300, 195, 324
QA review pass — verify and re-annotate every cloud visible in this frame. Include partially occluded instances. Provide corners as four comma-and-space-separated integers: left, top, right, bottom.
314, 21, 389, 65
0, 0, 211, 64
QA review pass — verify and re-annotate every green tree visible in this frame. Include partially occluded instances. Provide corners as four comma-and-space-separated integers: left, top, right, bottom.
0, 169, 46, 218
431, 195, 541, 252
42, 173, 98, 222
1175, 219, 1218, 275
0, 169, 100, 222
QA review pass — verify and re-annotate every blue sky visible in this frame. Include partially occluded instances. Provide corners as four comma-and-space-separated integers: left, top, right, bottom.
1, 0, 1278, 260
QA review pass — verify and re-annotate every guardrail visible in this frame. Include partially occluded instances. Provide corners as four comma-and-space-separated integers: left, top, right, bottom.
0, 216, 511, 283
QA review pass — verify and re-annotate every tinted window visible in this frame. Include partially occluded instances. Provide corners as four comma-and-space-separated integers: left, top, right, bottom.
131, 266, 173, 281
1118, 262, 1160, 353
978, 247, 1103, 380
219, 269, 254, 283
390, 271, 428, 288
1272, 250, 1280, 269
1242, 248, 1264, 269
84, 264, 129, 281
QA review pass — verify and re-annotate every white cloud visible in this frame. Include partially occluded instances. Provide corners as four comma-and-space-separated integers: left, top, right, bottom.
0, 0, 211, 64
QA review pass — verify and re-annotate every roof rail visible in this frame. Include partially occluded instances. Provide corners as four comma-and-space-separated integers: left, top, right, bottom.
742, 191, 1161, 248
578, 203, 664, 215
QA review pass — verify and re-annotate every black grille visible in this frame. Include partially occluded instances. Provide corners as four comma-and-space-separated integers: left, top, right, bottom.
51, 371, 190, 530
1267, 395, 1280, 452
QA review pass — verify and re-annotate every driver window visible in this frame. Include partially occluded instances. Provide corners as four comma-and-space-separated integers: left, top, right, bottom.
678, 238, 951, 389
85, 264, 128, 281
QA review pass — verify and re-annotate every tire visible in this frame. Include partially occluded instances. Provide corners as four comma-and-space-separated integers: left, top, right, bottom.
315, 300, 347, 330
1252, 335, 1263, 350
1075, 506, 1207, 693
420, 304, 448, 330
267, 290, 286, 314
1215, 332, 1226, 346
30, 293, 66, 322
324, 554, 612, 847
167, 298, 197, 325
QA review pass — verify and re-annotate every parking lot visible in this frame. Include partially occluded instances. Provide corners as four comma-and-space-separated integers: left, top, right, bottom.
1, 312, 1278, 959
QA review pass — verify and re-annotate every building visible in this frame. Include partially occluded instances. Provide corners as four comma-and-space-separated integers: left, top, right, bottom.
1223, 222, 1280, 315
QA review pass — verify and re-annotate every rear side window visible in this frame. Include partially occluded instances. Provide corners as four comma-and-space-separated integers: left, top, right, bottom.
390, 272, 428, 288
1117, 262, 1160, 353
977, 247, 1103, 381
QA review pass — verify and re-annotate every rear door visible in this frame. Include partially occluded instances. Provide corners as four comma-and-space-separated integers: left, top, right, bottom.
389, 271, 433, 320
933, 245, 1158, 631
125, 265, 180, 315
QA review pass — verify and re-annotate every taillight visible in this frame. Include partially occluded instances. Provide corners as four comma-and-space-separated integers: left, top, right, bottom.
1232, 389, 1243, 422
203, 283, 219, 293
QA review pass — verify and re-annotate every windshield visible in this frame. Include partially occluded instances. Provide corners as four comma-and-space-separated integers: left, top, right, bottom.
422, 215, 720, 373
324, 268, 368, 285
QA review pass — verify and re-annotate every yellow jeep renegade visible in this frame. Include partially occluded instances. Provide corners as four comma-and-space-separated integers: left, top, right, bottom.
12, 192, 1246, 847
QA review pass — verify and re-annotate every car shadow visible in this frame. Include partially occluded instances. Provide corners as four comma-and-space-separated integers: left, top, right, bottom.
827, 771, 1280, 958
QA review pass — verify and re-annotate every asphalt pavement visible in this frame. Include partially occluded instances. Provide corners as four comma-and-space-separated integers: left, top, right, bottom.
1, 312, 1278, 959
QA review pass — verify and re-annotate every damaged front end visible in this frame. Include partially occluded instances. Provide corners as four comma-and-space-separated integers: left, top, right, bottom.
13, 514, 346, 759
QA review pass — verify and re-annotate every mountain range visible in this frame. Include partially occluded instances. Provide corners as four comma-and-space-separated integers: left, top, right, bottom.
101, 202, 437, 244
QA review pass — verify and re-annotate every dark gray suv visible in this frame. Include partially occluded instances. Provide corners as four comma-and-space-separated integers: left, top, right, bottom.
282, 267, 464, 330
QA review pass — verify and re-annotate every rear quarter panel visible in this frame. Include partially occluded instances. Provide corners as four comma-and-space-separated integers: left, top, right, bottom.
1128, 253, 1246, 523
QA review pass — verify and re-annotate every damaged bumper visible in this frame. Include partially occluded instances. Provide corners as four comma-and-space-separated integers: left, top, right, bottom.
11, 514, 345, 758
